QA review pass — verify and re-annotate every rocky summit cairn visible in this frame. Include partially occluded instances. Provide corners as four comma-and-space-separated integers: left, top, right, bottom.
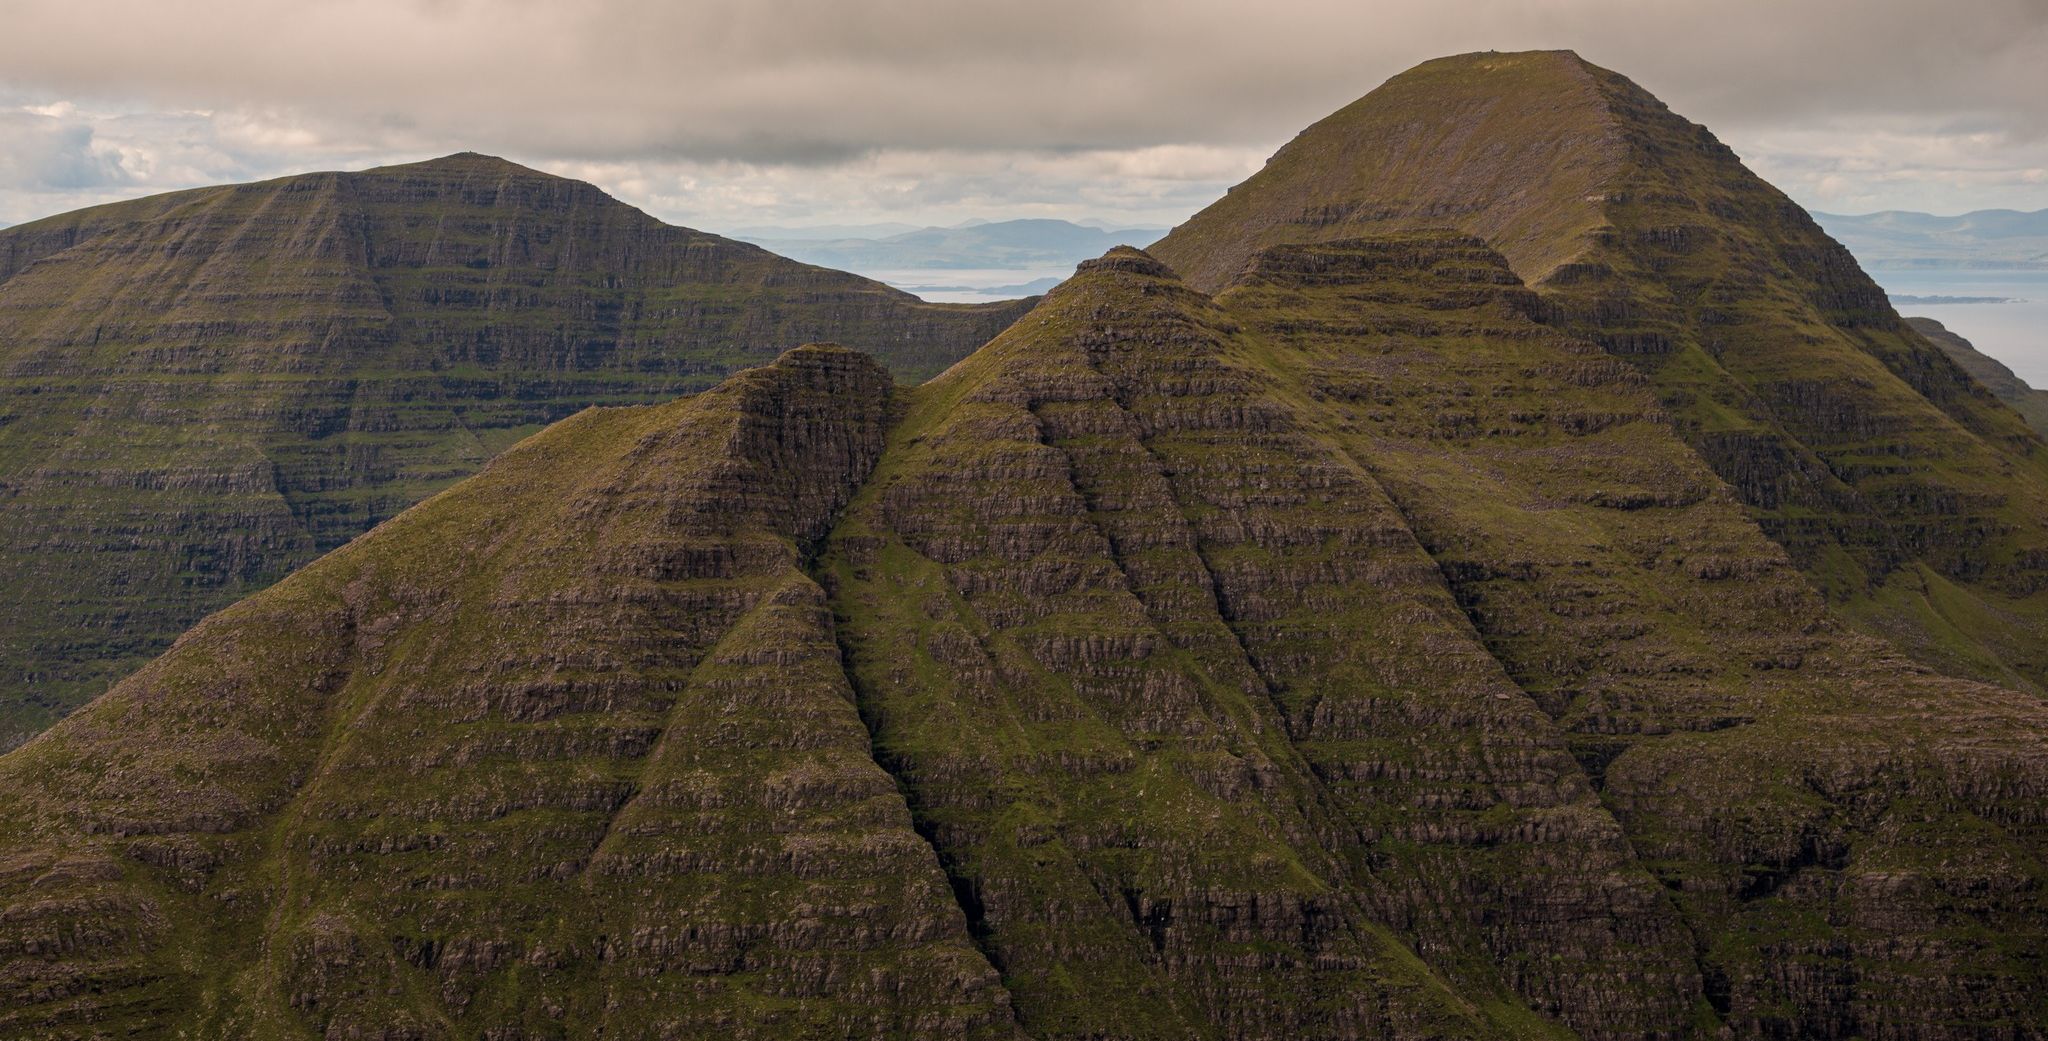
3, 53, 2048, 1041
0, 155, 1031, 747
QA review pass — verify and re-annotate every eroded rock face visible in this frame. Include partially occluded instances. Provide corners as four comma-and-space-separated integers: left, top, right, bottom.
827, 244, 1697, 1039
0, 154, 1031, 747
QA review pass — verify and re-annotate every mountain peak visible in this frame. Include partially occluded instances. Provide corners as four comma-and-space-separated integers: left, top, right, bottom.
1158, 49, 2048, 700
365, 150, 552, 178
0, 151, 1029, 746
1407, 46, 1597, 73
1074, 244, 1179, 279
1154, 51, 1634, 292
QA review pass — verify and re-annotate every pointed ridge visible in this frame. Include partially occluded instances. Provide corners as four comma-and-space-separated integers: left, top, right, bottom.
1151, 50, 1629, 291
1073, 244, 1180, 280
1403, 47, 1599, 74
699, 341, 892, 423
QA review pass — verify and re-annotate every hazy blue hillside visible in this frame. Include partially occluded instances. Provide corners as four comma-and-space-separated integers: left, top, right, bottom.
735, 217, 1167, 271
1812, 208, 2048, 269
728, 220, 924, 239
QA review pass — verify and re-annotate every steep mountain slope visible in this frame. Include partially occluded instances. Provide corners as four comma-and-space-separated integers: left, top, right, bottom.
827, 248, 1698, 1039
1206, 237, 2048, 1038
1151, 49, 2048, 696
0, 345, 1023, 1038
0, 154, 1030, 746
0, 340, 1517, 1041
6, 244, 2046, 1040
1909, 317, 2048, 436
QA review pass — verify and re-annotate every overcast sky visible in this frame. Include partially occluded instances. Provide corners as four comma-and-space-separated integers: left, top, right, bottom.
1, 0, 2044, 231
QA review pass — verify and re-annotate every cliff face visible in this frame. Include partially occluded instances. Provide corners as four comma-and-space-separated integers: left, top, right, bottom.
0, 155, 1031, 746
5, 245, 2045, 1040
1151, 50, 2048, 697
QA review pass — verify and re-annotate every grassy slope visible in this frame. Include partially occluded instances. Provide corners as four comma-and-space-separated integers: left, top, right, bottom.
825, 249, 1600, 1040
0, 346, 1021, 1039
1151, 50, 2048, 696
1214, 234, 2048, 1037
2, 242, 2045, 1038
0, 155, 1032, 744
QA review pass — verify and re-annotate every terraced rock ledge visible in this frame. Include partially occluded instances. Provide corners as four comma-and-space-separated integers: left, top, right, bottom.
0, 154, 1029, 746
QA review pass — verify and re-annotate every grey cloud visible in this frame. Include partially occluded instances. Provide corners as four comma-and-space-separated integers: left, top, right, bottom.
0, 110, 128, 190
0, 0, 2040, 160
0, 0, 2042, 223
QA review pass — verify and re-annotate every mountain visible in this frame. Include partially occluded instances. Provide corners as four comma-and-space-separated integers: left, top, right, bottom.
6, 51, 2048, 1040
727, 221, 926, 240
0, 153, 1032, 748
1909, 316, 2048, 435
736, 218, 1168, 273
1812, 208, 2048, 269
1152, 48, 2048, 697
7, 236, 2047, 1038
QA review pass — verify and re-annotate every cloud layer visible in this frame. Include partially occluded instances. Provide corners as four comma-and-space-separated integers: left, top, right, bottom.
1, 0, 2044, 228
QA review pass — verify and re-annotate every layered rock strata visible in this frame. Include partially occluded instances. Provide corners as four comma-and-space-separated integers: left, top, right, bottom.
0, 154, 1029, 744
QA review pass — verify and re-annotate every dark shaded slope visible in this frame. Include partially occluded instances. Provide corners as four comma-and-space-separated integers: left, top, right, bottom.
0, 345, 1018, 1038
0, 154, 1031, 744
1909, 317, 2048, 437
1151, 50, 2048, 695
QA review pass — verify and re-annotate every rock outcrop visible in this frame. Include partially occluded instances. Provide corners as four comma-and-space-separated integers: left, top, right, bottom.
0, 154, 1031, 746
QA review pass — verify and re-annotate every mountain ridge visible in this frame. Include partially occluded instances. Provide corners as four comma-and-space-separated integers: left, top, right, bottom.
5, 51, 2048, 1040
6, 233, 2046, 1038
0, 152, 1031, 746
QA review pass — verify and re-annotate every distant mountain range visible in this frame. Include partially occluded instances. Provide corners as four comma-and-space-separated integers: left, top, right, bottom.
1811, 207, 2048, 269
732, 217, 1167, 272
